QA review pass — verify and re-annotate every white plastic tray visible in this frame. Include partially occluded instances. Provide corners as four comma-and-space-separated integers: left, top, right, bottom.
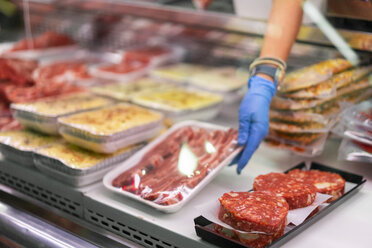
103, 120, 241, 213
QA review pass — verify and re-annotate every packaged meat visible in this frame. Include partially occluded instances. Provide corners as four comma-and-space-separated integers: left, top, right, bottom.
1, 31, 78, 59
281, 66, 372, 99
103, 121, 241, 212
278, 58, 352, 93
122, 45, 185, 66
131, 87, 222, 122
0, 58, 38, 85
192, 0, 214, 10
253, 172, 317, 209
216, 191, 288, 248
150, 63, 209, 83
341, 99, 372, 133
287, 169, 345, 202
12, 93, 113, 135
0, 116, 22, 132
33, 141, 143, 187
90, 77, 174, 102
0, 130, 57, 167
268, 129, 325, 145
188, 66, 249, 92
90, 60, 150, 82
58, 103, 163, 153
338, 138, 372, 163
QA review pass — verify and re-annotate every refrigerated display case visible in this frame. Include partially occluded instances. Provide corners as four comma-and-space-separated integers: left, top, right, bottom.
1, 1, 372, 248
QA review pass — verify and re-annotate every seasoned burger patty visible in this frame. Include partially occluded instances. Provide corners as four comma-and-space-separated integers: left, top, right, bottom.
218, 191, 289, 234
253, 172, 317, 209
288, 169, 345, 202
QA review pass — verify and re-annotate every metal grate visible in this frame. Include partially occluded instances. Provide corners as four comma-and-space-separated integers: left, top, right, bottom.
85, 208, 177, 248
0, 170, 82, 218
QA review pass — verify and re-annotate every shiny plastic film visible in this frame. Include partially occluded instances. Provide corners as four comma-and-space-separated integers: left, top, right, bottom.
103, 121, 242, 212
338, 139, 372, 163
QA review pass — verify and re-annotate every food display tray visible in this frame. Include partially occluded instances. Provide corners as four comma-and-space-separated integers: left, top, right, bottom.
0, 143, 35, 168
103, 120, 242, 213
194, 162, 366, 248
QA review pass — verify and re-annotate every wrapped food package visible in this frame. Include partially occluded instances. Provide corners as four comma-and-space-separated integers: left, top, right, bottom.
131, 87, 222, 121
188, 66, 249, 92
278, 58, 352, 93
0, 130, 57, 166
338, 138, 372, 163
104, 121, 241, 212
150, 63, 208, 83
91, 77, 173, 102
12, 93, 113, 135
341, 99, 372, 133
58, 103, 164, 153
33, 141, 143, 187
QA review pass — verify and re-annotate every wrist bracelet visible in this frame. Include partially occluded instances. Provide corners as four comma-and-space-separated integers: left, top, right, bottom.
255, 56, 287, 70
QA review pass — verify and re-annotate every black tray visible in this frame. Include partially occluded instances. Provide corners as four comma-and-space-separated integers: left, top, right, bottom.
194, 161, 366, 248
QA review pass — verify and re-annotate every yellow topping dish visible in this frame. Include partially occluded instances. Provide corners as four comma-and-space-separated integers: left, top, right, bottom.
58, 103, 163, 135
132, 87, 223, 112
91, 77, 173, 101
151, 63, 208, 82
12, 93, 112, 117
36, 141, 138, 169
0, 130, 56, 151
188, 66, 249, 91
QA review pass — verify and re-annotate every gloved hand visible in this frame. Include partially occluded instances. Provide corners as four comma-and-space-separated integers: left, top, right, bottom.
232, 75, 277, 174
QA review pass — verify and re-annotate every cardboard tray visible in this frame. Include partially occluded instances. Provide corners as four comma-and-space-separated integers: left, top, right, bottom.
194, 161, 366, 248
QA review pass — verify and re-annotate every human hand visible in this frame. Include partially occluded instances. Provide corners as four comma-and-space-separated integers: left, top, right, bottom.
232, 75, 277, 174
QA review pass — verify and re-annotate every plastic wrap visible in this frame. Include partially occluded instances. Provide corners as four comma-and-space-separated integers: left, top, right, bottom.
89, 60, 150, 83
12, 93, 113, 135
103, 121, 241, 212
131, 87, 223, 122
188, 66, 249, 92
58, 103, 163, 153
90, 77, 174, 102
281, 66, 372, 99
278, 58, 352, 93
341, 99, 372, 133
33, 141, 143, 187
338, 138, 372, 163
0, 130, 57, 167
150, 63, 208, 83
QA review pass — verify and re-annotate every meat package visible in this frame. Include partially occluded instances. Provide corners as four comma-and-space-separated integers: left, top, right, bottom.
131, 87, 223, 122
103, 121, 241, 212
12, 93, 113, 135
33, 141, 143, 187
0, 130, 57, 167
58, 103, 163, 153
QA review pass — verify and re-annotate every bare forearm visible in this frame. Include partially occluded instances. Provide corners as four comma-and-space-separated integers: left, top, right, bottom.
260, 0, 303, 62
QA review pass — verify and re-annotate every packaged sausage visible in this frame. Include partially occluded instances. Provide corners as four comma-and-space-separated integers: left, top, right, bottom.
278, 58, 352, 93
131, 87, 223, 122
33, 141, 143, 187
12, 93, 113, 135
103, 121, 241, 212
0, 130, 57, 167
58, 103, 164, 153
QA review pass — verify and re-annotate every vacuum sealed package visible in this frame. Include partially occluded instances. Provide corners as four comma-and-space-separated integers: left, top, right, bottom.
0, 31, 78, 59
278, 58, 352, 93
103, 120, 241, 212
338, 138, 372, 163
281, 66, 372, 99
150, 63, 208, 83
58, 103, 163, 153
33, 141, 143, 187
0, 130, 57, 167
269, 110, 338, 133
12, 93, 113, 135
131, 87, 223, 122
341, 99, 372, 133
90, 77, 174, 102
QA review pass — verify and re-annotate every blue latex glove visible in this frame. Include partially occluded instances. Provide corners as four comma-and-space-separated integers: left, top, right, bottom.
232, 75, 277, 174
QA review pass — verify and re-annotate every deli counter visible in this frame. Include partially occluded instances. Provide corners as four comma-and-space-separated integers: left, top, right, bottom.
0, 1, 372, 248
